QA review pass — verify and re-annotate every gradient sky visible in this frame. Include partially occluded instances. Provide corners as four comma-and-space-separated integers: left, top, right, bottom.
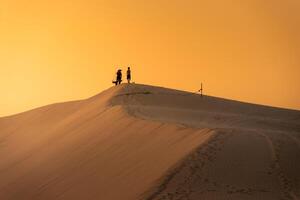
0, 0, 300, 116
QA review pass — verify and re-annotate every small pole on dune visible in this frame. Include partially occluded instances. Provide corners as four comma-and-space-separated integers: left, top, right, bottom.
200, 83, 203, 97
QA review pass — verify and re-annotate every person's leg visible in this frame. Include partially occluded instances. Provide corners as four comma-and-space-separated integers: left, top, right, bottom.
127, 76, 131, 83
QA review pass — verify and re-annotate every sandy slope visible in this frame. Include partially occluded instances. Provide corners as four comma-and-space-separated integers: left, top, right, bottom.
0, 84, 299, 200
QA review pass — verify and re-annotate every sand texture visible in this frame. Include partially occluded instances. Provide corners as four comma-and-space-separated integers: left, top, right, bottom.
0, 84, 299, 200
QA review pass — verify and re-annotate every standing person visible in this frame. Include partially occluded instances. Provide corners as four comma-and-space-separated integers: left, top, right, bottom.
116, 69, 122, 85
127, 67, 131, 83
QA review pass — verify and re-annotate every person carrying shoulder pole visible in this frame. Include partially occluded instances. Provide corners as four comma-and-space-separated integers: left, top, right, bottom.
127, 67, 131, 83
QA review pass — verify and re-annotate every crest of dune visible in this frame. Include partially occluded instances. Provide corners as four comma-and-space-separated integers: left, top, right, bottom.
0, 84, 299, 200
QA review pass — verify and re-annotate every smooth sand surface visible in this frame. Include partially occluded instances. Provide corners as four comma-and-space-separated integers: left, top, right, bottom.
0, 84, 299, 200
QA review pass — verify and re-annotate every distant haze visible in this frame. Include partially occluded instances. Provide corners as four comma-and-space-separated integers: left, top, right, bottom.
0, 0, 299, 116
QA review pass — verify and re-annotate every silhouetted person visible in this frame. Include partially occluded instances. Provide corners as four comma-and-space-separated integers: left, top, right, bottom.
116, 69, 122, 85
127, 67, 131, 83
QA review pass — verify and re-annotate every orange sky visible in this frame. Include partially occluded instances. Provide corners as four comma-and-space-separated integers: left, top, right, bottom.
0, 0, 300, 116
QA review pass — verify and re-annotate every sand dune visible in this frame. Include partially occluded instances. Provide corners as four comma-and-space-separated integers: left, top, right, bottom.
0, 84, 299, 200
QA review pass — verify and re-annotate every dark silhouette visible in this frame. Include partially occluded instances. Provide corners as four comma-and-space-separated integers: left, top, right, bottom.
113, 69, 122, 85
200, 83, 203, 97
127, 67, 131, 83
116, 69, 122, 85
